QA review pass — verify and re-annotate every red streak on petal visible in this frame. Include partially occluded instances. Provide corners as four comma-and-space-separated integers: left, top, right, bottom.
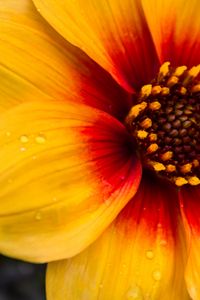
116, 173, 179, 240
179, 186, 200, 233
160, 31, 200, 68
81, 112, 141, 203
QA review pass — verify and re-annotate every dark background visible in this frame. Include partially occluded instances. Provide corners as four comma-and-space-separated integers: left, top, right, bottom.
0, 255, 46, 300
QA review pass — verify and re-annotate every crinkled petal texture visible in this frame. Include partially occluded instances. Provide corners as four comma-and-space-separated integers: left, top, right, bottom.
0, 100, 141, 262
47, 176, 190, 300
142, 0, 200, 67
32, 0, 159, 92
179, 187, 200, 300
0, 0, 130, 120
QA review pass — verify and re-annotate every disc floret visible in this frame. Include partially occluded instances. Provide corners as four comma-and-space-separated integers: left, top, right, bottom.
126, 62, 200, 187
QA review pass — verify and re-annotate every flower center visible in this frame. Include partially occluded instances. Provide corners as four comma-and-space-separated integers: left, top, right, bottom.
125, 62, 200, 187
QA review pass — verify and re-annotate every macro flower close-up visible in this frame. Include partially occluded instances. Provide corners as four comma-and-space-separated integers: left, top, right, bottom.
1, 0, 200, 299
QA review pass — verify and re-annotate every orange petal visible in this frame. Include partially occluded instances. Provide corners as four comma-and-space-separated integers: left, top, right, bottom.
0, 100, 141, 262
142, 0, 200, 67
179, 186, 200, 300
46, 175, 190, 300
0, 0, 129, 120
32, 0, 159, 92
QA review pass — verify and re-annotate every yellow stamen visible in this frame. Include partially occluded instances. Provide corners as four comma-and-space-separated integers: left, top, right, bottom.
191, 84, 200, 93
188, 176, 200, 186
125, 61, 200, 187
167, 75, 179, 87
137, 130, 148, 139
188, 65, 200, 78
180, 163, 192, 174
175, 177, 188, 187
183, 65, 200, 86
166, 164, 176, 172
140, 84, 152, 97
149, 133, 157, 142
160, 151, 173, 161
140, 118, 152, 129
151, 161, 166, 171
151, 85, 162, 95
158, 62, 170, 82
193, 159, 199, 168
173, 66, 187, 77
125, 101, 147, 122
161, 87, 170, 95
179, 86, 187, 95
147, 143, 158, 154
149, 101, 161, 111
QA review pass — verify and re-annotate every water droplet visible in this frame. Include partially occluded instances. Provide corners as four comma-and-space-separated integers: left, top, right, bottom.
20, 135, 29, 143
35, 134, 46, 144
35, 211, 42, 221
104, 199, 111, 206
20, 147, 26, 152
152, 270, 162, 281
6, 131, 11, 137
160, 239, 167, 246
126, 286, 143, 299
146, 250, 154, 259
99, 283, 103, 289
188, 285, 197, 299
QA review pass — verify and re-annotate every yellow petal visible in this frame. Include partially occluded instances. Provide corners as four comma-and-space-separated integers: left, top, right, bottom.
142, 0, 200, 66
32, 0, 159, 92
179, 186, 200, 300
0, 100, 141, 262
47, 176, 190, 300
0, 0, 129, 120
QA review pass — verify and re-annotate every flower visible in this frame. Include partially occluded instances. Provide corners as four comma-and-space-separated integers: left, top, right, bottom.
0, 0, 200, 299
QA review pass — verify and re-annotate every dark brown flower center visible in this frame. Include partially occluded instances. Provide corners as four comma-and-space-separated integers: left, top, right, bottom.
125, 62, 200, 187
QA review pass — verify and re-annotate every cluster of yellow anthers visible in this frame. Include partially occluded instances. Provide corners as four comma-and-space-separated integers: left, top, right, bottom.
126, 62, 200, 187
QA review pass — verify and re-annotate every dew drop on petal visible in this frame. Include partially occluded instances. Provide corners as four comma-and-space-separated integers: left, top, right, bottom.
35, 211, 42, 221
157, 223, 162, 229
35, 134, 46, 144
146, 250, 154, 259
188, 285, 197, 299
126, 286, 143, 299
5, 131, 11, 137
20, 147, 27, 152
104, 199, 111, 206
160, 239, 167, 246
99, 283, 103, 289
152, 270, 162, 281
20, 135, 29, 143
